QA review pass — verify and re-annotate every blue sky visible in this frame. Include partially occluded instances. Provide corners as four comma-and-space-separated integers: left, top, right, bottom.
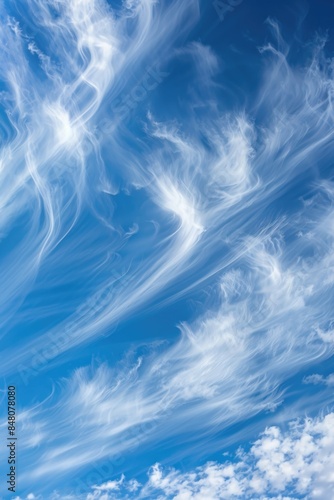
1, 0, 334, 498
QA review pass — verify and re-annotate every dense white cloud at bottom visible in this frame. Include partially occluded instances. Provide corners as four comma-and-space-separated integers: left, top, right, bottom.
16, 409, 334, 500
89, 409, 334, 499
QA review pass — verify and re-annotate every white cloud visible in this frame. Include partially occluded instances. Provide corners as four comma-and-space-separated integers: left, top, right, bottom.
92, 476, 125, 491
85, 411, 333, 499
303, 373, 334, 387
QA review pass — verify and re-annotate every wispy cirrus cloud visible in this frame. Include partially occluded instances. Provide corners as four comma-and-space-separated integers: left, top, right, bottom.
15, 183, 334, 485
1, 5, 334, 377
